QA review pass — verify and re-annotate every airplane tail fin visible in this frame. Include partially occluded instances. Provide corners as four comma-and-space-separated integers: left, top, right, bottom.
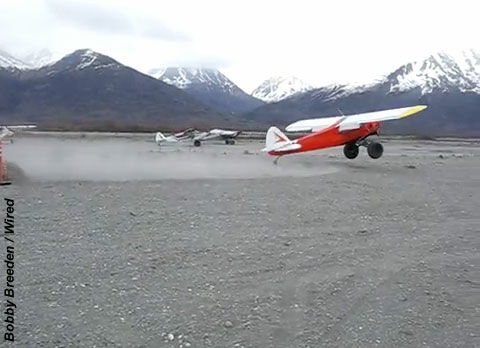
263, 126, 291, 152
155, 132, 167, 144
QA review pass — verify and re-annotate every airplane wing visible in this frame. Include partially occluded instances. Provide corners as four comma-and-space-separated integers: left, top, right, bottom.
222, 130, 239, 136
174, 128, 196, 138
193, 129, 240, 141
222, 131, 240, 138
3, 125, 37, 130
286, 105, 427, 133
209, 129, 240, 138
194, 131, 215, 141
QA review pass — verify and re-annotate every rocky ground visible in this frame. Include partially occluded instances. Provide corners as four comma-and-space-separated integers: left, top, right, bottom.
2, 134, 479, 347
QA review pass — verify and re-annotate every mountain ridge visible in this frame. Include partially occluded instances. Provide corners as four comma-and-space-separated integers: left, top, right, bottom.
0, 49, 262, 131
252, 76, 313, 102
149, 67, 264, 114
0, 49, 32, 70
1, 47, 480, 134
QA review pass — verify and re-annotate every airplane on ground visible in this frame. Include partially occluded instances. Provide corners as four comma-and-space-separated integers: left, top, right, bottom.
262, 105, 427, 163
0, 125, 37, 142
155, 128, 197, 145
193, 129, 241, 146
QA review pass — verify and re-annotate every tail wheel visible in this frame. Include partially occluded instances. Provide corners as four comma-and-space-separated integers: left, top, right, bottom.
194, 140, 201, 147
367, 142, 383, 159
343, 143, 359, 159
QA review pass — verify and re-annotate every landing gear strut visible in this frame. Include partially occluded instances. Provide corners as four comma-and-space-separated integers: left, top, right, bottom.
342, 137, 384, 159
356, 138, 383, 159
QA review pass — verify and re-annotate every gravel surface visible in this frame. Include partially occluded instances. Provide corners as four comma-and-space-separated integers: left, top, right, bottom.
2, 135, 479, 347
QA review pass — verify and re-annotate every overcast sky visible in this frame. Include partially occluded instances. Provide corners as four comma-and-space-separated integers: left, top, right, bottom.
1, 0, 479, 92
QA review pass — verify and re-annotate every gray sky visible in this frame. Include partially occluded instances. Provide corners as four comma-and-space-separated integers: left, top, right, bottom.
1, 0, 479, 92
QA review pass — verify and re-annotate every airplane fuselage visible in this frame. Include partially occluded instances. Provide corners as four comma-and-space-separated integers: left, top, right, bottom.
268, 121, 380, 156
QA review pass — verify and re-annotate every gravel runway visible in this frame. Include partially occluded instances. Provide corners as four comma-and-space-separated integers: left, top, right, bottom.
2, 134, 479, 347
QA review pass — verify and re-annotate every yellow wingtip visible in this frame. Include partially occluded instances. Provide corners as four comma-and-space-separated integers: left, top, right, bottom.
401, 105, 428, 118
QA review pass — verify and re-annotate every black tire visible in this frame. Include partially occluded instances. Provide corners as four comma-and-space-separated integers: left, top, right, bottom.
367, 142, 383, 159
229, 139, 235, 145
194, 140, 201, 147
343, 143, 359, 159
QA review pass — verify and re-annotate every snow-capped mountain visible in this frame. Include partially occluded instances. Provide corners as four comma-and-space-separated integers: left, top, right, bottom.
272, 49, 480, 105
21, 49, 56, 69
0, 49, 31, 70
151, 67, 239, 93
43, 49, 123, 73
245, 49, 480, 136
0, 49, 252, 130
388, 50, 480, 94
252, 76, 313, 102
149, 67, 264, 114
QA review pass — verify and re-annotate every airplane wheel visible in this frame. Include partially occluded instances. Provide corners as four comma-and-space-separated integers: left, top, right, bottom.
225, 139, 230, 145
229, 139, 235, 145
343, 143, 359, 159
367, 142, 383, 159
194, 140, 201, 147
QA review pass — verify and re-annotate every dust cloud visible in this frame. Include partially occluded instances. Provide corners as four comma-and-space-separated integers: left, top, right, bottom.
3, 136, 337, 182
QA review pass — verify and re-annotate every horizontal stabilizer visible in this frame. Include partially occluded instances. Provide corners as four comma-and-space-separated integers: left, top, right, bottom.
265, 142, 302, 152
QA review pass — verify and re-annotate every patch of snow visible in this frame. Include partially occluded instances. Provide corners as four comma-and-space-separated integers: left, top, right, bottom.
0, 49, 32, 70
76, 49, 98, 70
252, 76, 313, 102
148, 68, 167, 79
148, 67, 239, 93
94, 63, 119, 70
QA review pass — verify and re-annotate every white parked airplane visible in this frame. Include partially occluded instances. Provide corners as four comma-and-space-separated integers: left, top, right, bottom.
155, 128, 197, 145
193, 129, 241, 146
0, 125, 37, 141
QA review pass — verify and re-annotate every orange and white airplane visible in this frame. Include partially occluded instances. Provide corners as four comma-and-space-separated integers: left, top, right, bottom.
262, 105, 427, 162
